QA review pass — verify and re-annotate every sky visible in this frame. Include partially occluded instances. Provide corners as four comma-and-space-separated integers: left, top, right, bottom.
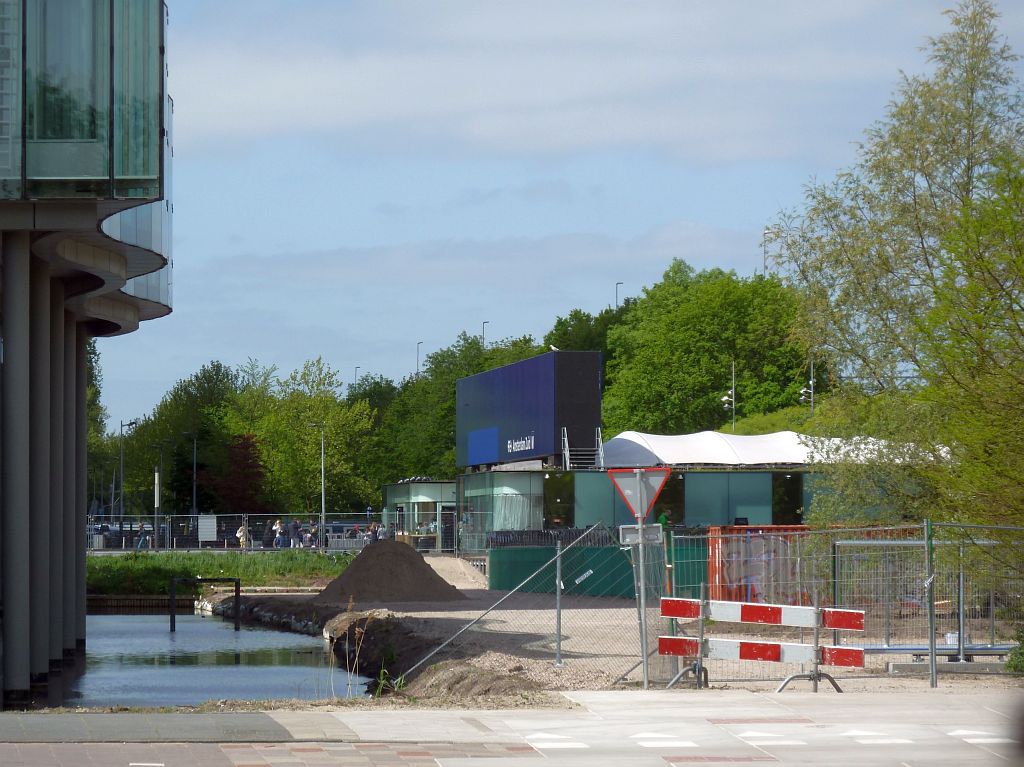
98, 0, 1024, 428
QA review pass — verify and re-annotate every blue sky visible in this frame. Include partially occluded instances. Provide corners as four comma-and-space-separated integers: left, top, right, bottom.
99, 0, 1024, 427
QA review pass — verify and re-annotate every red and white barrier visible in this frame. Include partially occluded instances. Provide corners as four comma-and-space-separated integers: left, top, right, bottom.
658, 635, 865, 668
659, 595, 866, 691
661, 597, 865, 632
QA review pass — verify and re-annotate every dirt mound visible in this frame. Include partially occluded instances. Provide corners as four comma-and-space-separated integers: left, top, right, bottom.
315, 540, 466, 604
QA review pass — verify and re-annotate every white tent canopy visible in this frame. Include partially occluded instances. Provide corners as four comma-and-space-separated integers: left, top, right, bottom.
603, 430, 817, 468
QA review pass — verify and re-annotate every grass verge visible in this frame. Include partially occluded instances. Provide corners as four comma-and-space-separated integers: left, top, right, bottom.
87, 550, 354, 596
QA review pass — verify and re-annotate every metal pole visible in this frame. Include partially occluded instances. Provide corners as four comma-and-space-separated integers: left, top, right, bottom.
153, 465, 159, 551
696, 581, 706, 689
811, 587, 820, 693
925, 520, 937, 688
234, 579, 241, 632
615, 281, 623, 308
191, 434, 198, 514
957, 544, 966, 663
416, 341, 423, 376
119, 423, 126, 520
731, 361, 736, 432
637, 469, 649, 690
169, 579, 176, 633
554, 540, 564, 667
319, 426, 326, 549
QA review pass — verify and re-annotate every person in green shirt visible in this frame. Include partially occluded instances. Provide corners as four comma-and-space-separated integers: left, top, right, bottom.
656, 510, 671, 527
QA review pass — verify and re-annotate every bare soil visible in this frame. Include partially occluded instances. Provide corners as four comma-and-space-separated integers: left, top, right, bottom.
210, 544, 1022, 710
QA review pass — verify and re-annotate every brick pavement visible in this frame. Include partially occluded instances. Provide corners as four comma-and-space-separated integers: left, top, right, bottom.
0, 741, 541, 766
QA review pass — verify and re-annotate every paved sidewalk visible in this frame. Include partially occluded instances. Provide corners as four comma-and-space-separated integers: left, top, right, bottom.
0, 689, 1020, 766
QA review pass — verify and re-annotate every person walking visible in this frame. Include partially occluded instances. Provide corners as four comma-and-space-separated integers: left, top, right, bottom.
289, 518, 302, 549
235, 524, 248, 550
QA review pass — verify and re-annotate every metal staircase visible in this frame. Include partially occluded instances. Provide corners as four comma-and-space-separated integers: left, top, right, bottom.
561, 427, 604, 471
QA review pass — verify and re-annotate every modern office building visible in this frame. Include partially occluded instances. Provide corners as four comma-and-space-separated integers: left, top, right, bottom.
0, 0, 171, 707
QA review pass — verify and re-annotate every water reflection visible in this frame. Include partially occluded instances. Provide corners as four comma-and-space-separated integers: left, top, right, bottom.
66, 614, 368, 707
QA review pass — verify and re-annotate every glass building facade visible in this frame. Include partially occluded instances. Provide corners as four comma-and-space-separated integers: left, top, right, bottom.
0, 0, 170, 708
453, 469, 813, 553
0, 0, 165, 200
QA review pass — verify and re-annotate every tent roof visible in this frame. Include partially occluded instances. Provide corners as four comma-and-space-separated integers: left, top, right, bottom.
603, 430, 816, 468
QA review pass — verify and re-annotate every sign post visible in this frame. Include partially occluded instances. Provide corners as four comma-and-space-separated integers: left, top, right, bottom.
609, 467, 671, 690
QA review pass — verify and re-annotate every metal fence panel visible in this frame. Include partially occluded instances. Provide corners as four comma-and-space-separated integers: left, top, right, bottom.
668, 524, 1023, 682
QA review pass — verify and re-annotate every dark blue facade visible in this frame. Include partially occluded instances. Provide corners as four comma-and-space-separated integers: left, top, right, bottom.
456, 351, 601, 467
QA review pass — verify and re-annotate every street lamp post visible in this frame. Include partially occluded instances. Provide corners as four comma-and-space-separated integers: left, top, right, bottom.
800, 358, 816, 415
119, 419, 138, 520
615, 281, 623, 308
721, 360, 736, 432
481, 321, 489, 346
353, 366, 360, 386
309, 423, 326, 548
151, 440, 169, 549
416, 341, 423, 376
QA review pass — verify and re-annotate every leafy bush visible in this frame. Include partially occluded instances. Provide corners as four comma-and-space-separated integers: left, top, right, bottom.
1007, 625, 1024, 674
87, 550, 353, 595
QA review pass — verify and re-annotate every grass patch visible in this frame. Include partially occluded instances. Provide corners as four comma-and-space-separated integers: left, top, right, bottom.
87, 550, 354, 596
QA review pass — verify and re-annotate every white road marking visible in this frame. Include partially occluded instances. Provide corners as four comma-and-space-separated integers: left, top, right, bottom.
631, 732, 673, 738
738, 731, 782, 738
856, 739, 914, 745
948, 729, 995, 736
524, 732, 570, 739
964, 738, 1016, 745
128, 763, 165, 766
528, 742, 589, 749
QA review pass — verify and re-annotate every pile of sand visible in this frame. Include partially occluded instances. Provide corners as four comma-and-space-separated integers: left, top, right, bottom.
315, 540, 466, 604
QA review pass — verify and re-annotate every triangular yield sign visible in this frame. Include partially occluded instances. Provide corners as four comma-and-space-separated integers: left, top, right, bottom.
608, 467, 671, 522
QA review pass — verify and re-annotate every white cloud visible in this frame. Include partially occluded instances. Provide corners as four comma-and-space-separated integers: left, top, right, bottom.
170, 1, 1023, 161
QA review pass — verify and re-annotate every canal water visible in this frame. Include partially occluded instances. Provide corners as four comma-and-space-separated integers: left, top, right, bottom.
66, 614, 370, 707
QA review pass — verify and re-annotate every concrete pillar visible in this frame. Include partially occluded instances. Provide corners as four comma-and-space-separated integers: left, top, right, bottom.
2, 232, 31, 705
62, 315, 77, 659
29, 257, 50, 689
49, 280, 64, 670
75, 331, 88, 648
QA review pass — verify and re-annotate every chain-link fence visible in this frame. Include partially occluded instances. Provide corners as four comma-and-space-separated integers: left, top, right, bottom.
404, 523, 671, 687
86, 512, 385, 552
668, 523, 1023, 682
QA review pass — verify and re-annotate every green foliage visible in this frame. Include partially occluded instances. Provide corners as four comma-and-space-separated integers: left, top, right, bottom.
728, 404, 816, 436
363, 333, 543, 484
775, 0, 1024, 525
603, 260, 816, 435
1007, 625, 1024, 673
544, 302, 631, 383
86, 550, 353, 595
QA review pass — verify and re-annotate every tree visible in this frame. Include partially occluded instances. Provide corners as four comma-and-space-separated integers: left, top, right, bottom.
774, 0, 1024, 524
544, 302, 632, 387
602, 260, 816, 436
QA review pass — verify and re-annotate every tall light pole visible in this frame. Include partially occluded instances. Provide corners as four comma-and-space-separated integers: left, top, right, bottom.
309, 423, 326, 548
615, 281, 623, 308
119, 418, 138, 520
416, 340, 423, 376
800, 358, 816, 415
721, 360, 736, 432
353, 366, 360, 386
481, 320, 489, 346
150, 441, 166, 549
